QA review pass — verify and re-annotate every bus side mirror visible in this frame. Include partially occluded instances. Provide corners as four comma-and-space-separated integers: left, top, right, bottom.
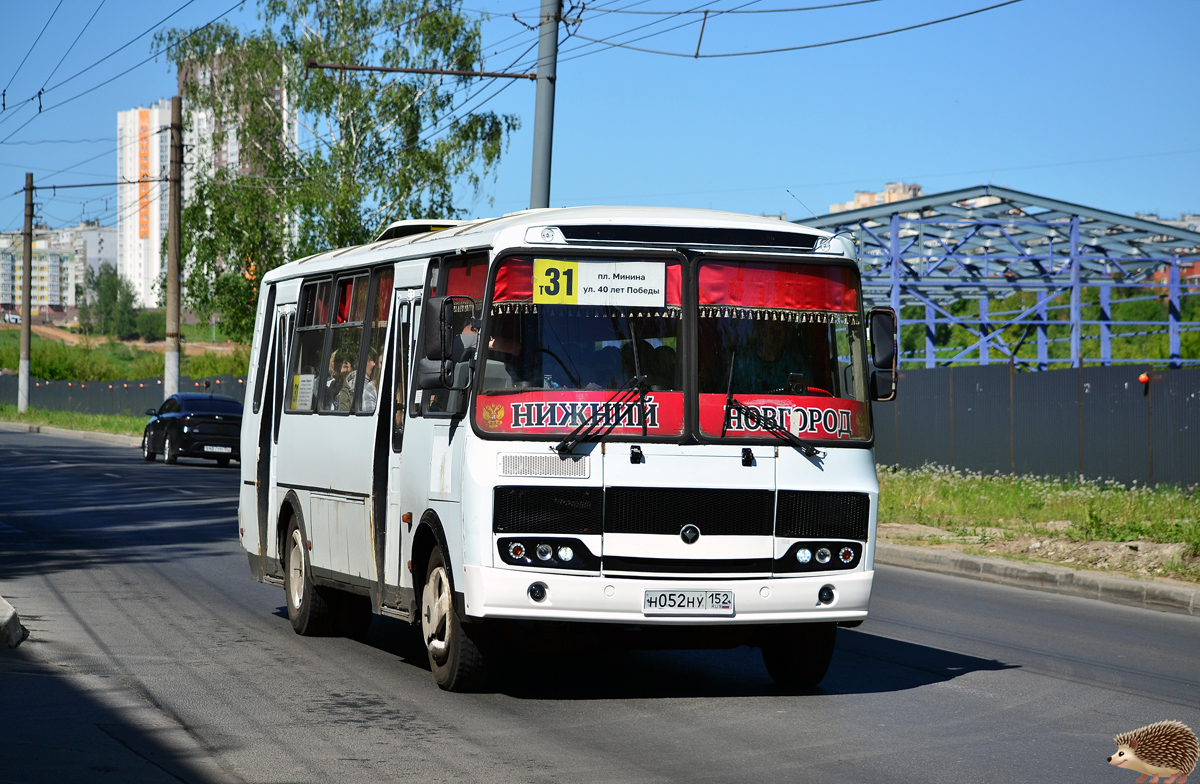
868, 307, 897, 402
417, 295, 475, 392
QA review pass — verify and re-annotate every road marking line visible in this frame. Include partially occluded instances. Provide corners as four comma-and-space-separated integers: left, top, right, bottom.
170, 488, 195, 495
104, 473, 121, 479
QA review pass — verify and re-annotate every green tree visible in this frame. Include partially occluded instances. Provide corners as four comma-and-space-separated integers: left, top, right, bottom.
160, 0, 519, 341
83, 263, 139, 340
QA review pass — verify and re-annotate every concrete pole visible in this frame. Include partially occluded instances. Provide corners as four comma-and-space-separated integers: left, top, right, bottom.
528, 0, 561, 210
18, 173, 32, 413
164, 96, 182, 399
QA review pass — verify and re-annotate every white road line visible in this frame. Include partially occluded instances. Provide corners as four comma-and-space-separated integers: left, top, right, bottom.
170, 488, 195, 495
104, 473, 121, 479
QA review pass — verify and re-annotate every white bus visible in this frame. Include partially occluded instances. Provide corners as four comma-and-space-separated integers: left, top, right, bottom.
238, 207, 897, 691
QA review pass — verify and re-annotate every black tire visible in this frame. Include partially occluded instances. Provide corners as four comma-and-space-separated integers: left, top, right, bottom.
142, 431, 156, 462
761, 623, 837, 690
334, 592, 374, 641
421, 548, 488, 691
163, 433, 179, 464
216, 455, 231, 468
283, 520, 334, 636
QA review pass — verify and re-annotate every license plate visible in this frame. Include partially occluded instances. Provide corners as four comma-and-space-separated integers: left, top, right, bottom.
643, 590, 734, 616
203, 445, 232, 454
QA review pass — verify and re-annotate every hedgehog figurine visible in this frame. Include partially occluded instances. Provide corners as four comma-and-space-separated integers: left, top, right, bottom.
1108, 721, 1198, 784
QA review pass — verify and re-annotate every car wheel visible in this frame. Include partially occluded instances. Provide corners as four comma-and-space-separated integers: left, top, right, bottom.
421, 547, 488, 691
284, 520, 334, 636
761, 622, 837, 690
164, 433, 178, 464
142, 431, 156, 462
216, 456, 230, 468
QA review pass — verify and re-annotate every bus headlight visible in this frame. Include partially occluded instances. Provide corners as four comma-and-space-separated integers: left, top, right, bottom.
557, 546, 574, 562
536, 543, 553, 561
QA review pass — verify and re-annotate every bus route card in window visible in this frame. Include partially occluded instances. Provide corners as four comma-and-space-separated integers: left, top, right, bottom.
643, 590, 734, 616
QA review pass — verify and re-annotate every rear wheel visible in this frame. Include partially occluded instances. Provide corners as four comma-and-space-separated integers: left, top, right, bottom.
141, 431, 156, 462
761, 623, 837, 690
163, 434, 178, 464
421, 548, 488, 691
284, 521, 334, 635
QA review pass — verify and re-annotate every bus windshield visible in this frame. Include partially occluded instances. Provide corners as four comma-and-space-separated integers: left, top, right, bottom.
696, 259, 870, 442
474, 256, 685, 437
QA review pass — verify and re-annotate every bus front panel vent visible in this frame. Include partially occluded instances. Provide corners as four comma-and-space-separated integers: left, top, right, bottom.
775, 491, 869, 540
604, 487, 774, 536
492, 486, 603, 534
499, 453, 590, 479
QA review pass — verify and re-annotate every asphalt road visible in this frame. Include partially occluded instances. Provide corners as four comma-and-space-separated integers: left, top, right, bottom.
1, 429, 1198, 784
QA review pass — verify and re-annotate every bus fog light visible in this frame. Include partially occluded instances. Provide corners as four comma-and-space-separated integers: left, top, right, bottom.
818, 585, 835, 605
816, 547, 832, 564
796, 548, 812, 564
508, 542, 526, 560
536, 543, 553, 561
528, 582, 547, 602
557, 546, 574, 561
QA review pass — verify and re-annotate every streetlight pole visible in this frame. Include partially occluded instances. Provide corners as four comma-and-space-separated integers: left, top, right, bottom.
529, 0, 561, 209
164, 96, 182, 398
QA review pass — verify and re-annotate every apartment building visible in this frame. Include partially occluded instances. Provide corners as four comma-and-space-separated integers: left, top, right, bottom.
0, 234, 80, 315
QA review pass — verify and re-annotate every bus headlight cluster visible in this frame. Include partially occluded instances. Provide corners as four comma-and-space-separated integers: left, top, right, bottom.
779, 541, 862, 573
498, 537, 596, 571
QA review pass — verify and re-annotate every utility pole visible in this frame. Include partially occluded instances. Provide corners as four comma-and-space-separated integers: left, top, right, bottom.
529, 0, 561, 209
164, 96, 182, 399
18, 173, 32, 414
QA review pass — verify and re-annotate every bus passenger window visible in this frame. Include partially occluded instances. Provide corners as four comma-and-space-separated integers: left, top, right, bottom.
287, 280, 331, 412
358, 267, 394, 414
322, 274, 369, 412
423, 255, 485, 415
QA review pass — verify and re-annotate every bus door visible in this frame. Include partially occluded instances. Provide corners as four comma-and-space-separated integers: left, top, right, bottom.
262, 303, 295, 578
383, 289, 417, 601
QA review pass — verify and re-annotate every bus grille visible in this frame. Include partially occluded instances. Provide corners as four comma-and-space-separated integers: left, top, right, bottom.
775, 491, 870, 540
604, 487, 774, 536
492, 486, 602, 534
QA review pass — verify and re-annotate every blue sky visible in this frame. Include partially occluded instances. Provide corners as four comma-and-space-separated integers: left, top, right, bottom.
1, 0, 1197, 234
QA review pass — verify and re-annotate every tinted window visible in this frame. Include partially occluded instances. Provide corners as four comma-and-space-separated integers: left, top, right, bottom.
181, 398, 243, 415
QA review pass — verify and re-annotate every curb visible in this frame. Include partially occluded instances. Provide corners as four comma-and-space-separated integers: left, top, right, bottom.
875, 543, 1198, 617
1, 595, 29, 649
0, 421, 140, 448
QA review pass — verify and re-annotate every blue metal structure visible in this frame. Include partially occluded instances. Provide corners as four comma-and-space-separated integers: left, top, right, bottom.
794, 186, 1200, 369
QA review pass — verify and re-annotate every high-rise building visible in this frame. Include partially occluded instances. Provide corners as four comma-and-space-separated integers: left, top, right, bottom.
116, 99, 172, 308
0, 232, 80, 315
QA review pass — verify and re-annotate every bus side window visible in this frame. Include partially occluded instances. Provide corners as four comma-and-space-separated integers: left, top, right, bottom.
322, 273, 370, 413
286, 280, 331, 413
392, 300, 411, 451
357, 267, 394, 415
422, 255, 485, 416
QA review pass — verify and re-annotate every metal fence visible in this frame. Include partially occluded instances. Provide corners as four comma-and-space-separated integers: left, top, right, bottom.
0, 374, 247, 417
872, 366, 1200, 487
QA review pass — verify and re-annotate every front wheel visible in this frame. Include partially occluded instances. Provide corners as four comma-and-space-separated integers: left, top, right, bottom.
421, 548, 488, 691
142, 431, 156, 462
761, 623, 837, 690
284, 521, 334, 636
163, 434, 178, 464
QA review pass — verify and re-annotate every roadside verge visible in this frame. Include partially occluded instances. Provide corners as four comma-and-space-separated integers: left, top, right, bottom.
1, 595, 28, 648
0, 421, 140, 448
876, 543, 1197, 616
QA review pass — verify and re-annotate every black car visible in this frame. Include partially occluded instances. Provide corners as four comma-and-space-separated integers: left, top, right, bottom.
143, 393, 243, 467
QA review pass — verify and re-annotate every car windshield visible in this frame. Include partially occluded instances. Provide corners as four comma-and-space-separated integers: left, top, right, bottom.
474, 256, 684, 437
695, 259, 870, 442
181, 398, 243, 415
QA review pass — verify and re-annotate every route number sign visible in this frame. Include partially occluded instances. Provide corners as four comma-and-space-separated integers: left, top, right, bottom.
533, 259, 665, 308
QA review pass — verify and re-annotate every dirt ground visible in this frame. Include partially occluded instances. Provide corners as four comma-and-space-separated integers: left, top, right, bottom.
878, 522, 1199, 586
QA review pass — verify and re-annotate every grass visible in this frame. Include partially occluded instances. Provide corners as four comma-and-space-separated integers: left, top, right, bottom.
0, 330, 248, 381
0, 404, 146, 437
878, 465, 1200, 557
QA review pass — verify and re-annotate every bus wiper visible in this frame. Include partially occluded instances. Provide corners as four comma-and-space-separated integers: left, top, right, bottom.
554, 374, 645, 455
721, 351, 825, 459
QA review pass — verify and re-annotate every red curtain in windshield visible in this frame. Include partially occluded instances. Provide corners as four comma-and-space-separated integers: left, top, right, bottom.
443, 256, 488, 300
698, 261, 857, 314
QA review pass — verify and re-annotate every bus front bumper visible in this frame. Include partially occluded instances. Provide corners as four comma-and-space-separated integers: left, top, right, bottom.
461, 565, 872, 625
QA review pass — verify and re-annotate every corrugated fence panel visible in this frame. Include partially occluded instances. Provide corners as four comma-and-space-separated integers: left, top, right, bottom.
1080, 367, 1151, 485
870, 400, 898, 466
0, 374, 246, 415
950, 365, 1012, 475
1150, 370, 1200, 488
894, 368, 952, 469
1013, 367, 1080, 479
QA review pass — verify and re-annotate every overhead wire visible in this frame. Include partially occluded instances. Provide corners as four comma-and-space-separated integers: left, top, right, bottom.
41, 0, 109, 91
581, 0, 885, 13
1, 0, 66, 108
567, 0, 1027, 58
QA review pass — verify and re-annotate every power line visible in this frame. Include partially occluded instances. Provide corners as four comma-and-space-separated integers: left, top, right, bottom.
568, 0, 1027, 58
42, 0, 108, 90
1, 0, 65, 109
585, 0, 885, 13
4, 137, 116, 145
